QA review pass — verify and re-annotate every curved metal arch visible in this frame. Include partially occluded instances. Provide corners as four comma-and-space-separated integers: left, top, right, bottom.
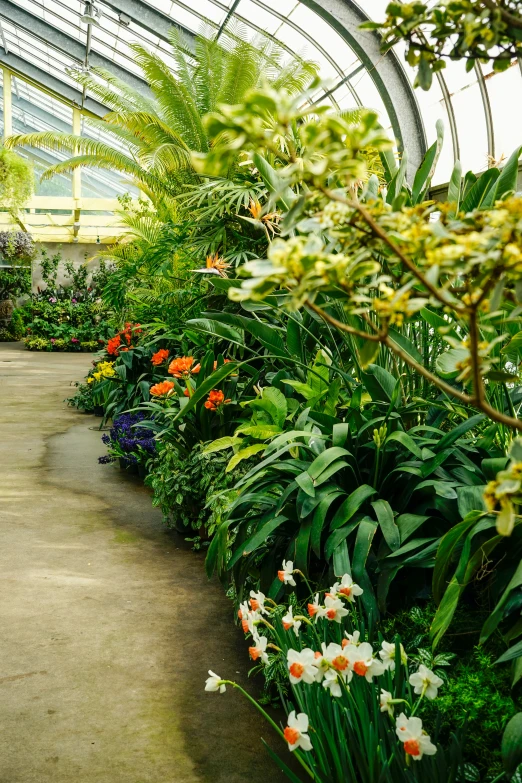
298, 0, 427, 176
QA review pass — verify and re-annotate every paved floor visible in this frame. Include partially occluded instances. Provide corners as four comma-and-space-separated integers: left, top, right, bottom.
0, 343, 286, 783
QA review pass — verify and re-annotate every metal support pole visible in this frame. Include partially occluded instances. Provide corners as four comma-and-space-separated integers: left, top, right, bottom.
72, 107, 81, 238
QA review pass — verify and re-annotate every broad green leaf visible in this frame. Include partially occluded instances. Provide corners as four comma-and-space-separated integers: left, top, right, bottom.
330, 485, 376, 530
495, 639, 522, 665
203, 436, 242, 454
296, 470, 316, 497
333, 540, 351, 577
388, 328, 423, 365
361, 364, 397, 403
386, 149, 408, 204
226, 443, 267, 473
481, 560, 522, 644
314, 460, 350, 487
495, 145, 522, 200
447, 160, 462, 212
456, 485, 486, 518
185, 318, 244, 345
228, 515, 288, 568
311, 491, 344, 558
502, 713, 522, 775
431, 533, 501, 647
235, 424, 281, 439
411, 119, 443, 204
252, 152, 296, 211
383, 537, 438, 561
396, 513, 429, 543
286, 318, 302, 358
461, 167, 500, 212
420, 307, 459, 340
308, 447, 352, 480
436, 347, 468, 378
434, 413, 484, 452
332, 423, 349, 447
352, 517, 378, 578
281, 379, 319, 400
325, 520, 360, 560
359, 339, 380, 369
372, 499, 400, 551
385, 430, 422, 459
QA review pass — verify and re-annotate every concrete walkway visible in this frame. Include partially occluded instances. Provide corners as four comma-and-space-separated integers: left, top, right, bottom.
0, 343, 286, 783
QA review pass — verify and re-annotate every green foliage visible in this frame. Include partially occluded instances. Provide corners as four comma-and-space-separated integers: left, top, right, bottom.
145, 441, 244, 539
24, 252, 113, 349
386, 604, 522, 779
0, 146, 33, 210
67, 380, 95, 412
5, 26, 317, 207
365, 2, 522, 88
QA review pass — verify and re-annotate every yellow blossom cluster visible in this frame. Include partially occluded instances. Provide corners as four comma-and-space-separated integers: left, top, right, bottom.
87, 361, 116, 384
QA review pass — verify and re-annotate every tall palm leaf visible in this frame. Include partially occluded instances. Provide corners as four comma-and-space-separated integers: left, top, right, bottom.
4, 25, 318, 206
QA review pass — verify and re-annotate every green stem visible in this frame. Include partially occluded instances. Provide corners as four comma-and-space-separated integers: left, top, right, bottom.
223, 681, 315, 779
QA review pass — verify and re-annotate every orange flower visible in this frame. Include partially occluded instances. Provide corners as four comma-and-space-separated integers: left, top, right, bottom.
204, 253, 231, 277
150, 380, 175, 397
107, 334, 121, 356
151, 348, 169, 366
283, 727, 300, 746
183, 388, 190, 397
168, 356, 201, 378
204, 389, 231, 410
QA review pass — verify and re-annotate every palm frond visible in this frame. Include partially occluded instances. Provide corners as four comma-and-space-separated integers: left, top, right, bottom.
130, 44, 208, 153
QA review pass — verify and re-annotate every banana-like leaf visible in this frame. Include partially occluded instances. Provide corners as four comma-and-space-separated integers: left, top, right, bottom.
226, 443, 267, 473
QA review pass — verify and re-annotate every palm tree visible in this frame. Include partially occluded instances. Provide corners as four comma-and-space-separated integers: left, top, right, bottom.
5, 25, 318, 212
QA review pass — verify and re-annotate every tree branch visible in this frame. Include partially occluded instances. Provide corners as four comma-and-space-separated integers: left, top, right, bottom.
320, 187, 466, 314
308, 299, 522, 432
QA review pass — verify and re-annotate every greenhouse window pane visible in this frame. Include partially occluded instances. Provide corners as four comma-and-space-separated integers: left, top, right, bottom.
487, 63, 522, 163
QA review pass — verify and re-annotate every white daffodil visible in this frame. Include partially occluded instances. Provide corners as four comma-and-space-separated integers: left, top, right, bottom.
287, 647, 319, 684
395, 713, 437, 760
347, 642, 386, 681
249, 633, 269, 665
205, 670, 226, 694
284, 711, 313, 752
380, 689, 394, 716
408, 664, 443, 700
322, 642, 353, 683
343, 630, 361, 647
322, 668, 343, 698
278, 560, 296, 586
282, 605, 302, 636
313, 647, 329, 682
249, 590, 268, 615
323, 595, 350, 623
330, 573, 364, 602
307, 593, 322, 620
379, 640, 408, 672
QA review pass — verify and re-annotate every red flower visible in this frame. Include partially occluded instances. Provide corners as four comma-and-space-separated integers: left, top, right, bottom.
107, 334, 121, 356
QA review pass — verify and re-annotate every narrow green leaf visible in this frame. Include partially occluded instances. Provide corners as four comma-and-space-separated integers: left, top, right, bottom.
330, 485, 376, 530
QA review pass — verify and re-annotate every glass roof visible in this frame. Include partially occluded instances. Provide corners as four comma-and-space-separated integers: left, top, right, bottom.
0, 0, 519, 195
